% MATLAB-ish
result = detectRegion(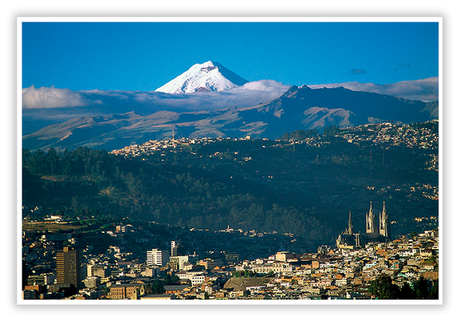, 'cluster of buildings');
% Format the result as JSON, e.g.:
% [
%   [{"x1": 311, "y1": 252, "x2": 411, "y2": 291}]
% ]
[
  {"x1": 109, "y1": 121, "x2": 438, "y2": 160},
  {"x1": 22, "y1": 203, "x2": 439, "y2": 300},
  {"x1": 339, "y1": 121, "x2": 438, "y2": 151},
  {"x1": 109, "y1": 135, "x2": 254, "y2": 158}
]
